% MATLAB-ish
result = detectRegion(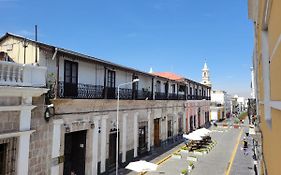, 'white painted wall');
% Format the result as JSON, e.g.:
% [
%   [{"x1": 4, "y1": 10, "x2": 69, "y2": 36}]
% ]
[
  {"x1": 210, "y1": 110, "x2": 218, "y2": 121},
  {"x1": 211, "y1": 91, "x2": 226, "y2": 104},
  {"x1": 58, "y1": 57, "x2": 104, "y2": 85},
  {"x1": 135, "y1": 74, "x2": 152, "y2": 91}
]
